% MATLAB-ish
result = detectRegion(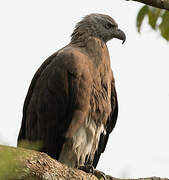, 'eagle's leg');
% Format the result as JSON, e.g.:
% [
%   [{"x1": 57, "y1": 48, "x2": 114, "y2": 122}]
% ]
[
  {"x1": 78, "y1": 165, "x2": 107, "y2": 180},
  {"x1": 58, "y1": 138, "x2": 78, "y2": 167},
  {"x1": 78, "y1": 164, "x2": 94, "y2": 173}
]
